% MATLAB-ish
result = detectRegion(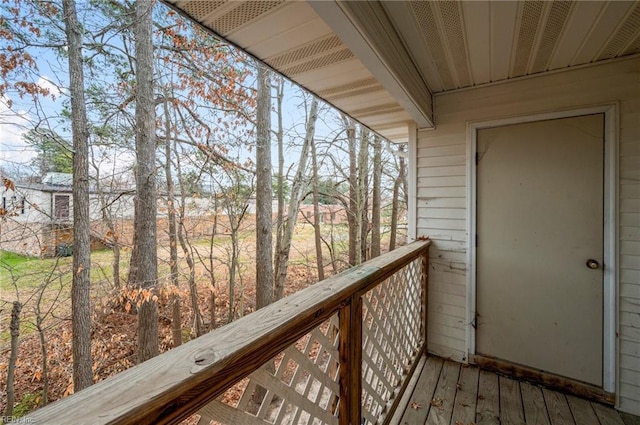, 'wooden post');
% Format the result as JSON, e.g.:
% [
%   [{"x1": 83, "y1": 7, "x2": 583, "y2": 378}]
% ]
[
  {"x1": 339, "y1": 295, "x2": 363, "y2": 425},
  {"x1": 421, "y1": 245, "x2": 430, "y2": 353}
]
